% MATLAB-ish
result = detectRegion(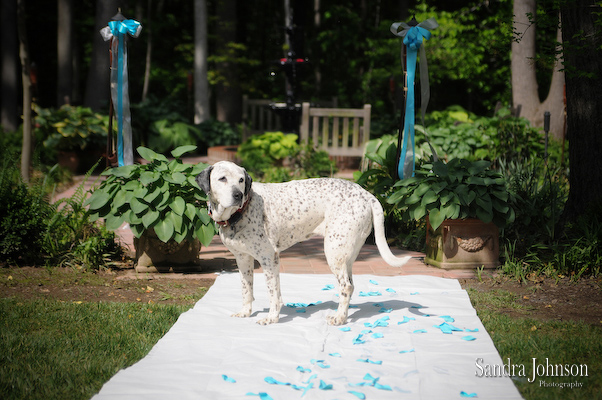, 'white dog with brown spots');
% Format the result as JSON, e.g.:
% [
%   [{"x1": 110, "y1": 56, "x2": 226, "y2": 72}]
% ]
[{"x1": 196, "y1": 161, "x2": 412, "y2": 325}]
